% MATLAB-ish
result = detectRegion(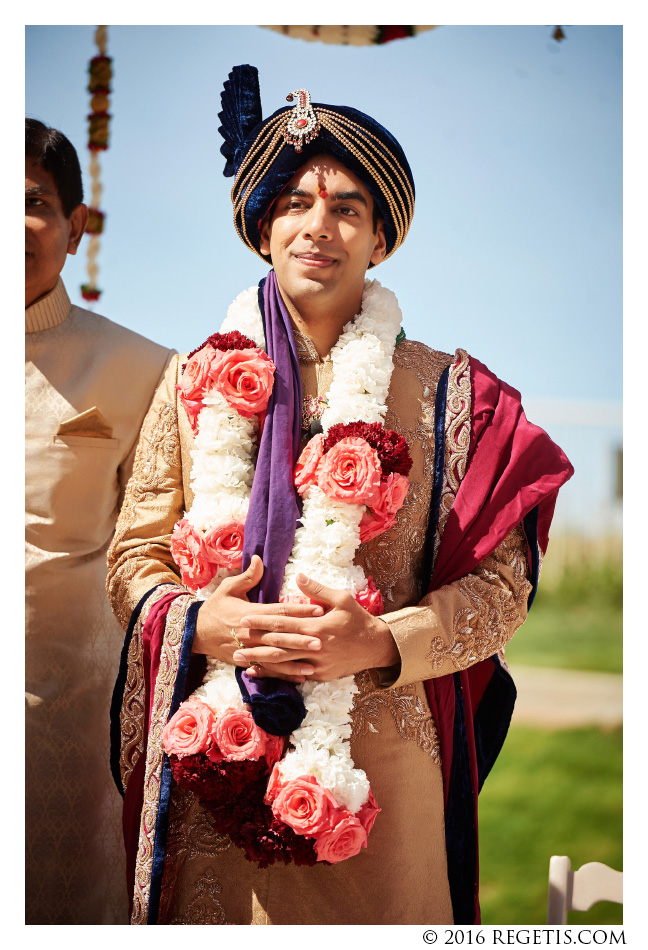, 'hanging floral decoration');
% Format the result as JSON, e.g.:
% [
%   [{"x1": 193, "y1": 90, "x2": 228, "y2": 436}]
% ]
[
  {"x1": 81, "y1": 25, "x2": 112, "y2": 304},
  {"x1": 86, "y1": 207, "x2": 105, "y2": 235},
  {"x1": 262, "y1": 25, "x2": 437, "y2": 46},
  {"x1": 263, "y1": 25, "x2": 567, "y2": 46}
]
